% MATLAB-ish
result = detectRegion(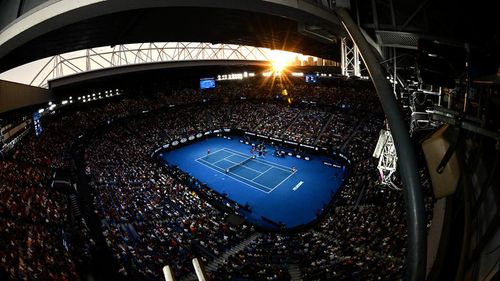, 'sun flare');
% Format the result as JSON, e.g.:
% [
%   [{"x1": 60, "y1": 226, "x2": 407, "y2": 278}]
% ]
[{"x1": 269, "y1": 50, "x2": 294, "y2": 73}]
